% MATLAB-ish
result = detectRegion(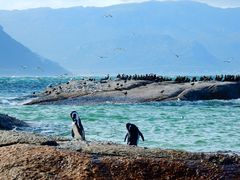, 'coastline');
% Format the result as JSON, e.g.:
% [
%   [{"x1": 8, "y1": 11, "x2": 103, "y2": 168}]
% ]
[
  {"x1": 1, "y1": 129, "x2": 240, "y2": 179},
  {"x1": 1, "y1": 113, "x2": 240, "y2": 179}
]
